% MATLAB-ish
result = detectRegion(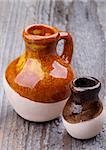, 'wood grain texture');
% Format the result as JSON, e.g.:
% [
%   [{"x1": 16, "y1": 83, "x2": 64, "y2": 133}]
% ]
[{"x1": 0, "y1": 0, "x2": 106, "y2": 149}]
